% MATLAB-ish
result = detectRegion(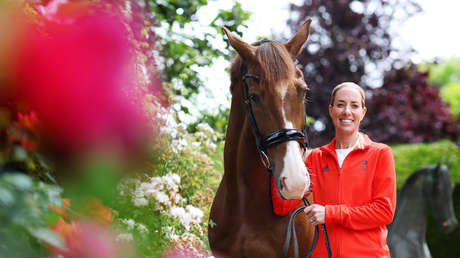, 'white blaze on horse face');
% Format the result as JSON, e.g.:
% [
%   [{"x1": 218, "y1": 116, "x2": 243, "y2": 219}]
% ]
[
  {"x1": 277, "y1": 86, "x2": 310, "y2": 199},
  {"x1": 280, "y1": 140, "x2": 310, "y2": 199}
]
